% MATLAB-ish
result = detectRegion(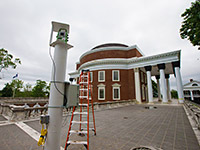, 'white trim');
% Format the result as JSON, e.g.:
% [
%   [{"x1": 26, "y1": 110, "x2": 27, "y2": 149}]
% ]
[
  {"x1": 78, "y1": 50, "x2": 180, "y2": 71},
  {"x1": 98, "y1": 86, "x2": 105, "y2": 100},
  {"x1": 113, "y1": 86, "x2": 120, "y2": 100},
  {"x1": 183, "y1": 87, "x2": 200, "y2": 90},
  {"x1": 183, "y1": 80, "x2": 200, "y2": 86},
  {"x1": 69, "y1": 50, "x2": 181, "y2": 78},
  {"x1": 112, "y1": 70, "x2": 120, "y2": 81},
  {"x1": 97, "y1": 83, "x2": 105, "y2": 87},
  {"x1": 98, "y1": 71, "x2": 105, "y2": 82},
  {"x1": 112, "y1": 83, "x2": 121, "y2": 87}
]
